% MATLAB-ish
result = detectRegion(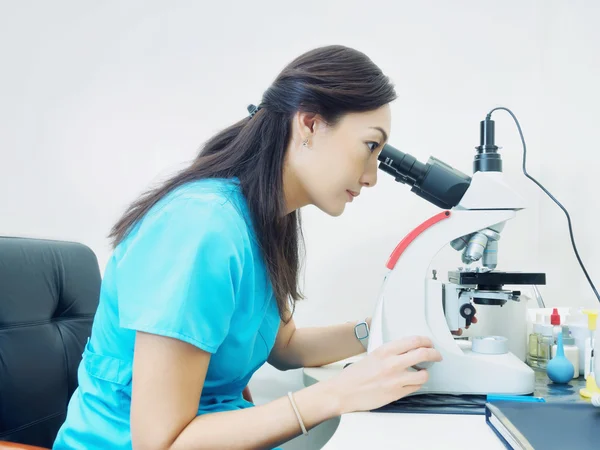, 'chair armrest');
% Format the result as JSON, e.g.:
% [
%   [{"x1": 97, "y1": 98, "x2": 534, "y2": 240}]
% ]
[{"x1": 0, "y1": 441, "x2": 49, "y2": 450}]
